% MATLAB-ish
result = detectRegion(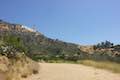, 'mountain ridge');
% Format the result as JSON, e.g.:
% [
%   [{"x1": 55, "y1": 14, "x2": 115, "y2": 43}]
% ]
[
  {"x1": 0, "y1": 20, "x2": 84, "y2": 61},
  {"x1": 0, "y1": 20, "x2": 120, "y2": 63}
]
